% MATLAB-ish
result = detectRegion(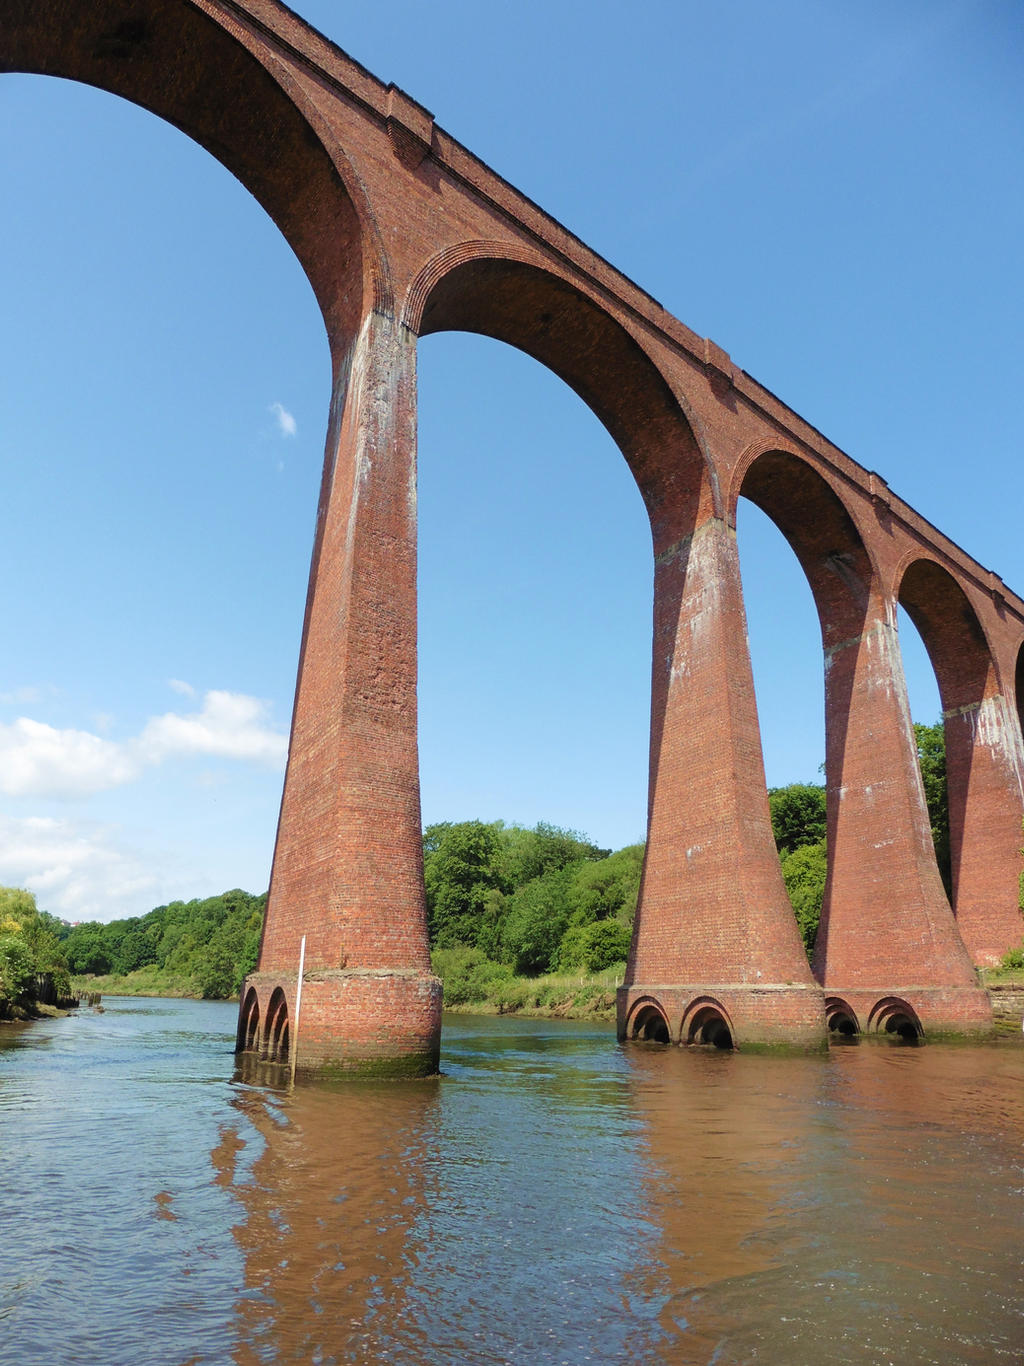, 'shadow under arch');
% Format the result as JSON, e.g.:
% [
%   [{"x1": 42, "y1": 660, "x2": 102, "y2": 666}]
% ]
[
  {"x1": 2, "y1": 0, "x2": 374, "y2": 344},
  {"x1": 867, "y1": 995, "x2": 923, "y2": 1042},
  {"x1": 895, "y1": 556, "x2": 997, "y2": 897},
  {"x1": 626, "y1": 998, "x2": 672, "y2": 1044},
  {"x1": 682, "y1": 997, "x2": 735, "y2": 1049}
]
